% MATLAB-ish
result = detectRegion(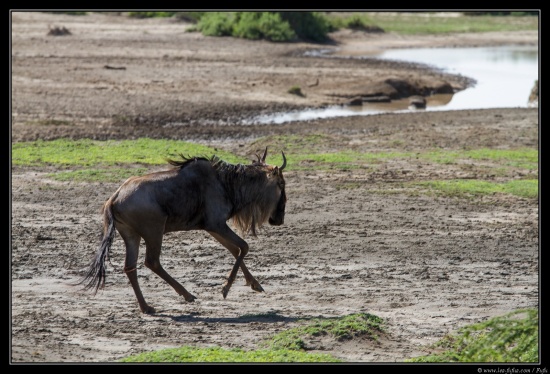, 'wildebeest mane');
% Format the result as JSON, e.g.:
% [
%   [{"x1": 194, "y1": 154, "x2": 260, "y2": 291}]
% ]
[
  {"x1": 166, "y1": 154, "x2": 278, "y2": 236},
  {"x1": 166, "y1": 154, "x2": 210, "y2": 169}
]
